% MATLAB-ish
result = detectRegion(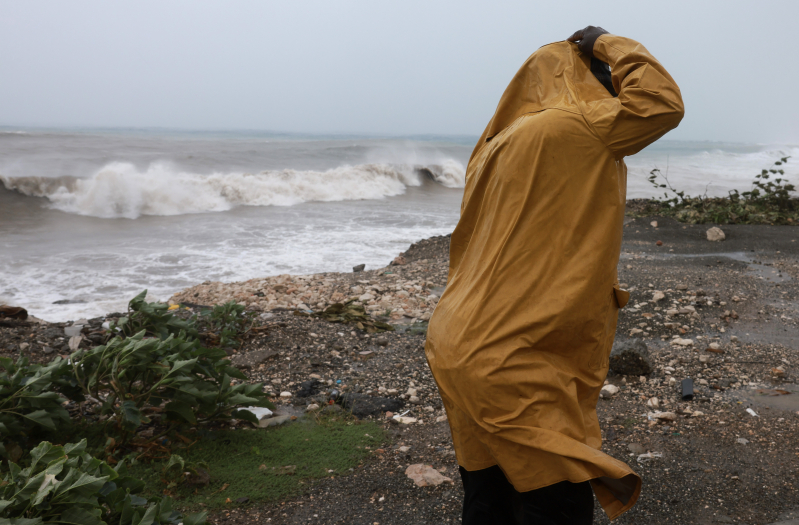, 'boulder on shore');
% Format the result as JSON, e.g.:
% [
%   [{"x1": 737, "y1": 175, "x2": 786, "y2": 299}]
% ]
[{"x1": 609, "y1": 339, "x2": 653, "y2": 376}]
